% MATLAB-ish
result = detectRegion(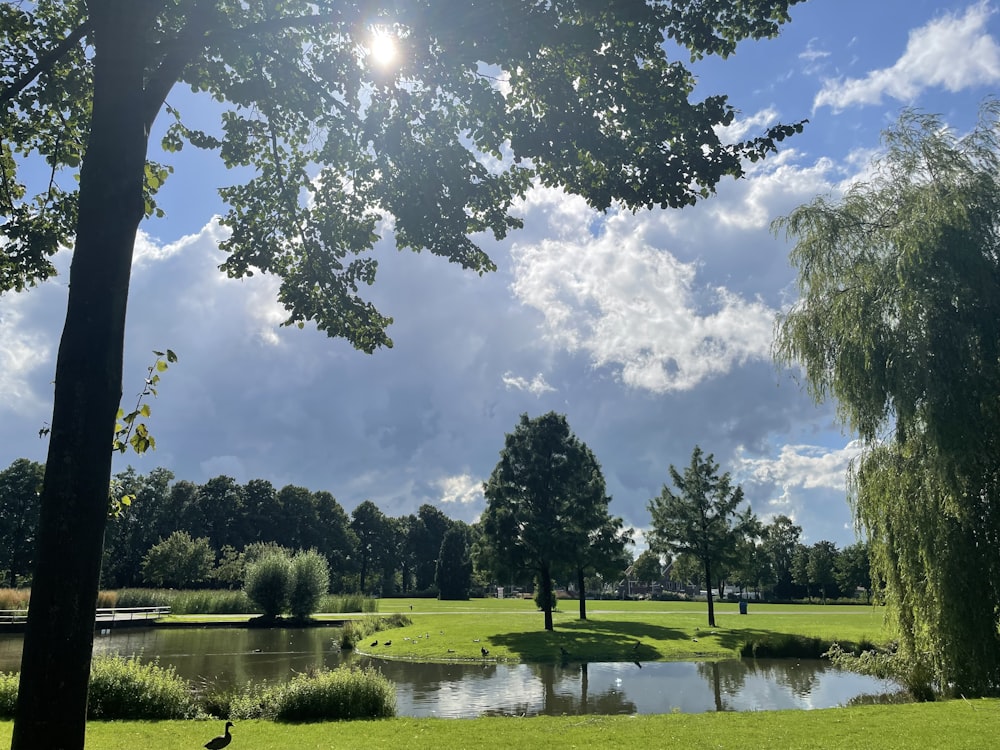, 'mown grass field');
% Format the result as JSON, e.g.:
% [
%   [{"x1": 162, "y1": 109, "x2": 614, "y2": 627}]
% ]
[
  {"x1": 1, "y1": 700, "x2": 997, "y2": 749},
  {"x1": 342, "y1": 598, "x2": 890, "y2": 663}
]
